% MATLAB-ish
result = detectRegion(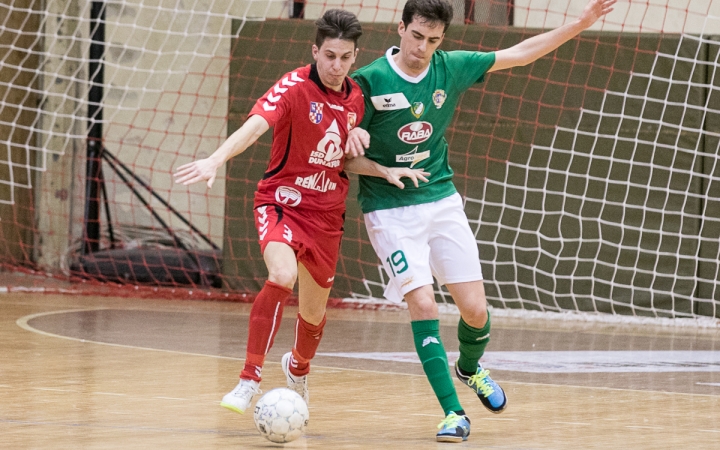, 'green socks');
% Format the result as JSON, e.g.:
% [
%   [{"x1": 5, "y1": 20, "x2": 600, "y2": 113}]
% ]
[
  {"x1": 457, "y1": 312, "x2": 491, "y2": 374},
  {"x1": 411, "y1": 319, "x2": 463, "y2": 415}
]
